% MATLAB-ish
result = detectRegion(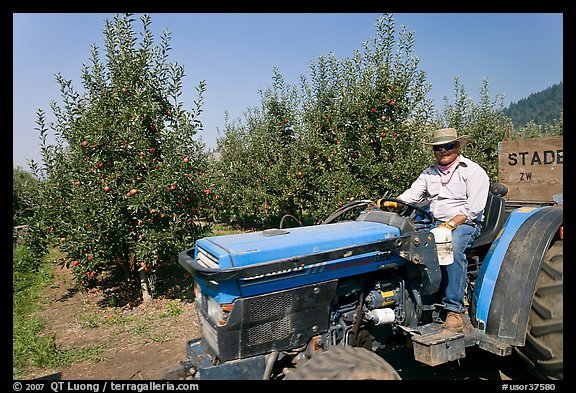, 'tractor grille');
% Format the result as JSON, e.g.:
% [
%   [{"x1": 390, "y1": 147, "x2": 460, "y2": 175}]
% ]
[
  {"x1": 248, "y1": 293, "x2": 292, "y2": 321},
  {"x1": 196, "y1": 248, "x2": 218, "y2": 269},
  {"x1": 202, "y1": 280, "x2": 338, "y2": 361},
  {"x1": 248, "y1": 316, "x2": 291, "y2": 345},
  {"x1": 246, "y1": 294, "x2": 293, "y2": 345}
]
